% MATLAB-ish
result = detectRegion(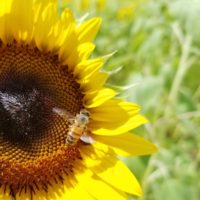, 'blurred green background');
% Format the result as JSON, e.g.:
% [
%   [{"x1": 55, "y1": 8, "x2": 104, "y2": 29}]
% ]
[{"x1": 61, "y1": 0, "x2": 199, "y2": 199}]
